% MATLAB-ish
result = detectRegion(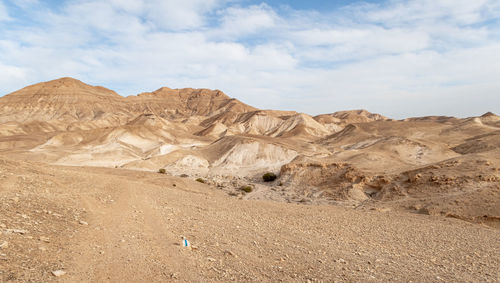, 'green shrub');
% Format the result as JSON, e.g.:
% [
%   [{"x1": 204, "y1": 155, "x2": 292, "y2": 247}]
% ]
[
  {"x1": 240, "y1": 185, "x2": 253, "y2": 193},
  {"x1": 262, "y1": 172, "x2": 277, "y2": 182},
  {"x1": 196, "y1": 178, "x2": 205, "y2": 183},
  {"x1": 158, "y1": 168, "x2": 166, "y2": 174}
]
